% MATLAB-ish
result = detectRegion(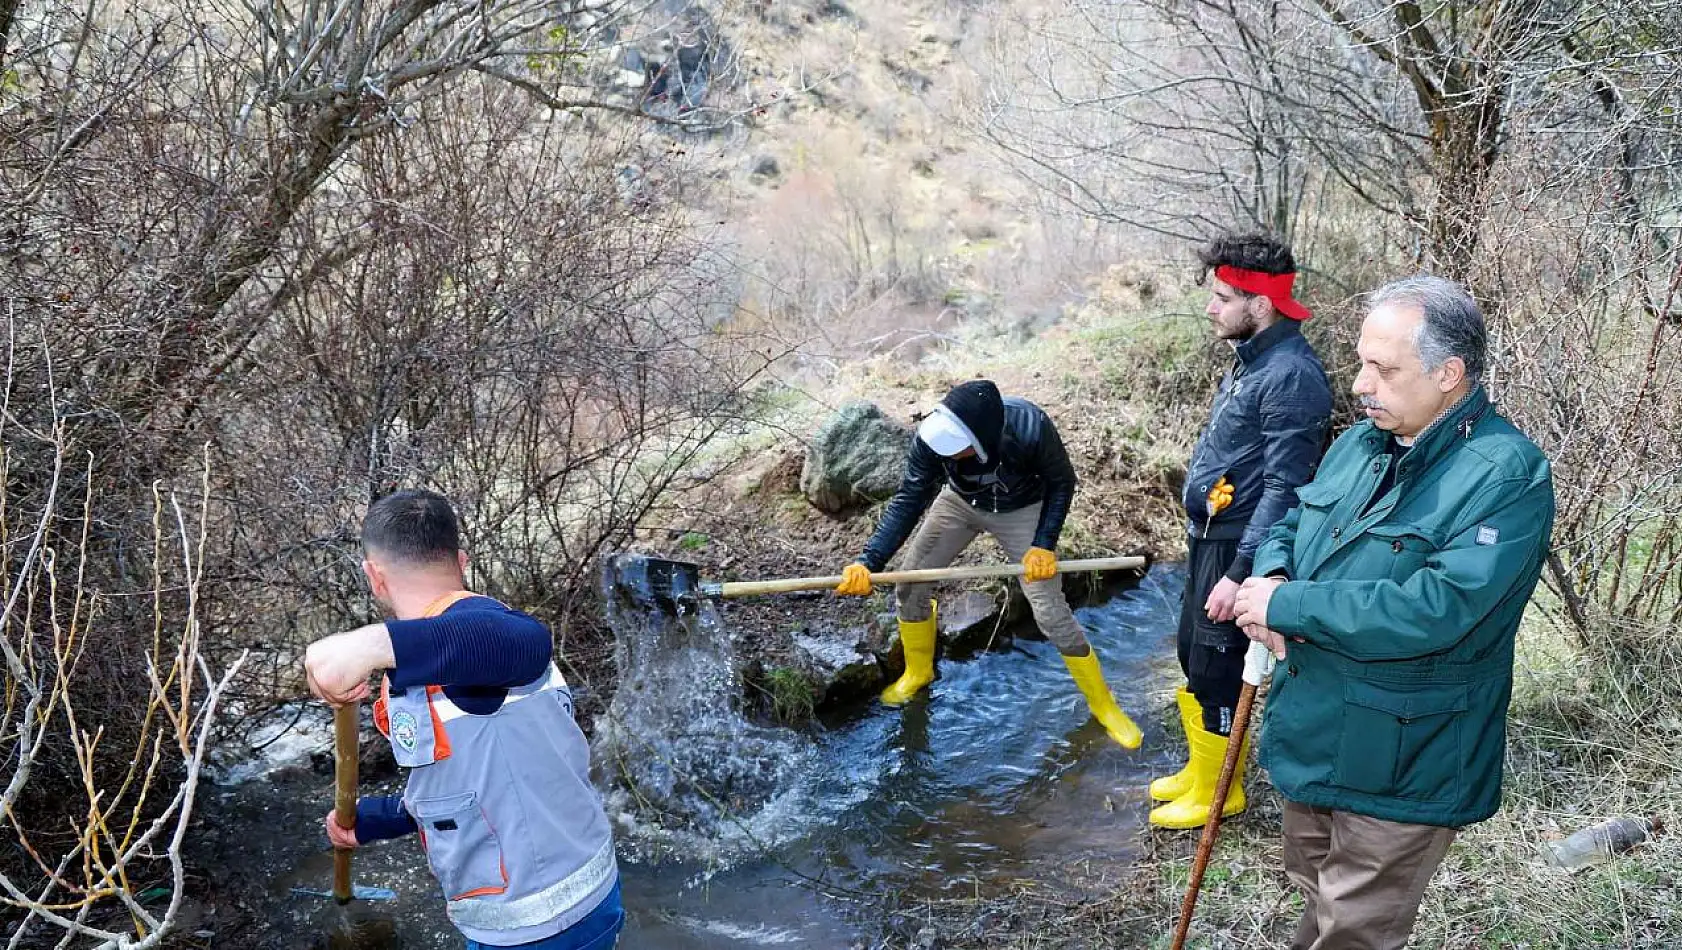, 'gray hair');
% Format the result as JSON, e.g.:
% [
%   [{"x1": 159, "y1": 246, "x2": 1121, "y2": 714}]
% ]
[{"x1": 1369, "y1": 275, "x2": 1487, "y2": 383}]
